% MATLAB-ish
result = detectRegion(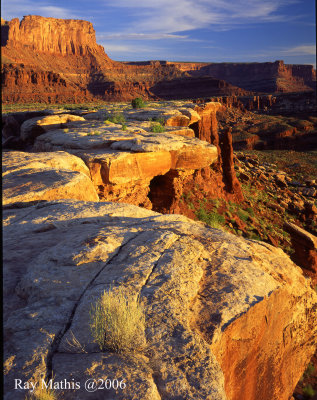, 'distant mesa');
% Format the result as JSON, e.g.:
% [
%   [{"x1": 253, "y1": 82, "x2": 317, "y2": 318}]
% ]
[{"x1": 1, "y1": 15, "x2": 316, "y2": 103}]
